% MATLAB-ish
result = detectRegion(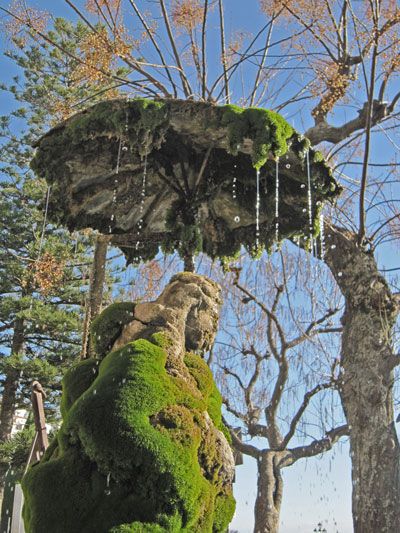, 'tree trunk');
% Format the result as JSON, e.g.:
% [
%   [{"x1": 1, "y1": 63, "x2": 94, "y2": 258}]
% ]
[
  {"x1": 81, "y1": 234, "x2": 110, "y2": 359},
  {"x1": 183, "y1": 252, "x2": 195, "y2": 272},
  {"x1": 0, "y1": 316, "x2": 25, "y2": 505},
  {"x1": 0, "y1": 317, "x2": 24, "y2": 441},
  {"x1": 254, "y1": 452, "x2": 283, "y2": 533},
  {"x1": 324, "y1": 226, "x2": 400, "y2": 533}
]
